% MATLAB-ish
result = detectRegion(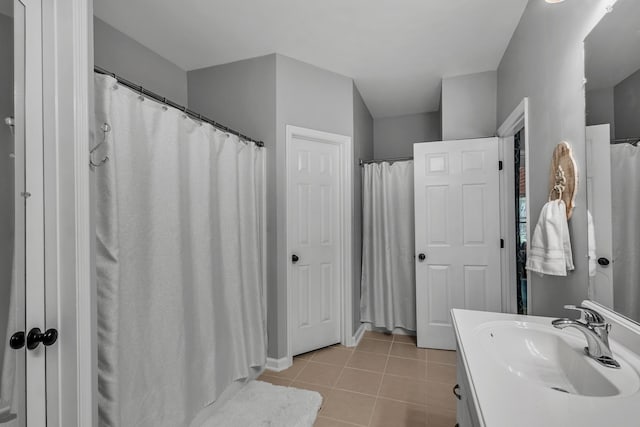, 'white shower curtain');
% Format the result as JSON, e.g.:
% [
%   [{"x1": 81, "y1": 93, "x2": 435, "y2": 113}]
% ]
[
  {"x1": 360, "y1": 161, "x2": 416, "y2": 331},
  {"x1": 611, "y1": 144, "x2": 640, "y2": 321},
  {"x1": 94, "y1": 74, "x2": 266, "y2": 427}
]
